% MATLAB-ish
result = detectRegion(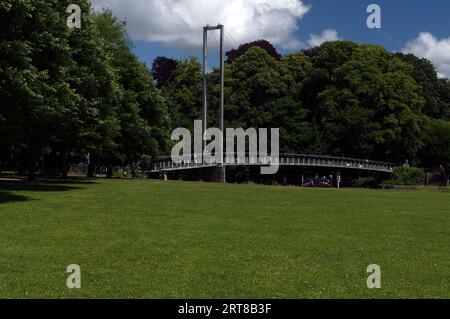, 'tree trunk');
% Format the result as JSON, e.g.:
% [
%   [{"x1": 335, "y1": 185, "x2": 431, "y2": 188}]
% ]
[
  {"x1": 18, "y1": 149, "x2": 26, "y2": 176},
  {"x1": 106, "y1": 163, "x2": 113, "y2": 178},
  {"x1": 87, "y1": 161, "x2": 95, "y2": 178},
  {"x1": 61, "y1": 152, "x2": 69, "y2": 179},
  {"x1": 27, "y1": 149, "x2": 37, "y2": 182}
]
